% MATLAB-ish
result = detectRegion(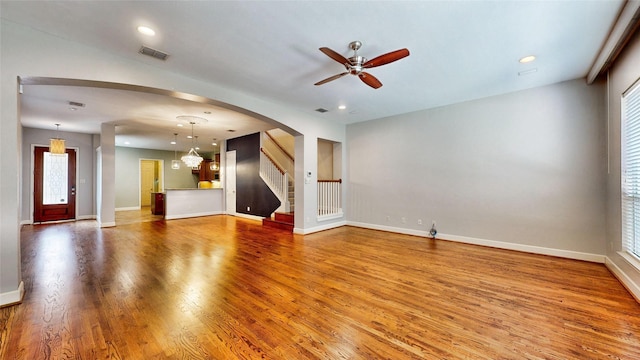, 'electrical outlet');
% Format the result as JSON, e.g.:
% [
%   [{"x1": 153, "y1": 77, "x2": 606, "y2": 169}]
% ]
[
  {"x1": 432, "y1": 220, "x2": 436, "y2": 227},
  {"x1": 402, "y1": 217, "x2": 406, "y2": 224},
  {"x1": 386, "y1": 216, "x2": 391, "y2": 222},
  {"x1": 418, "y1": 219, "x2": 422, "y2": 225},
  {"x1": 247, "y1": 206, "x2": 250, "y2": 211}
]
